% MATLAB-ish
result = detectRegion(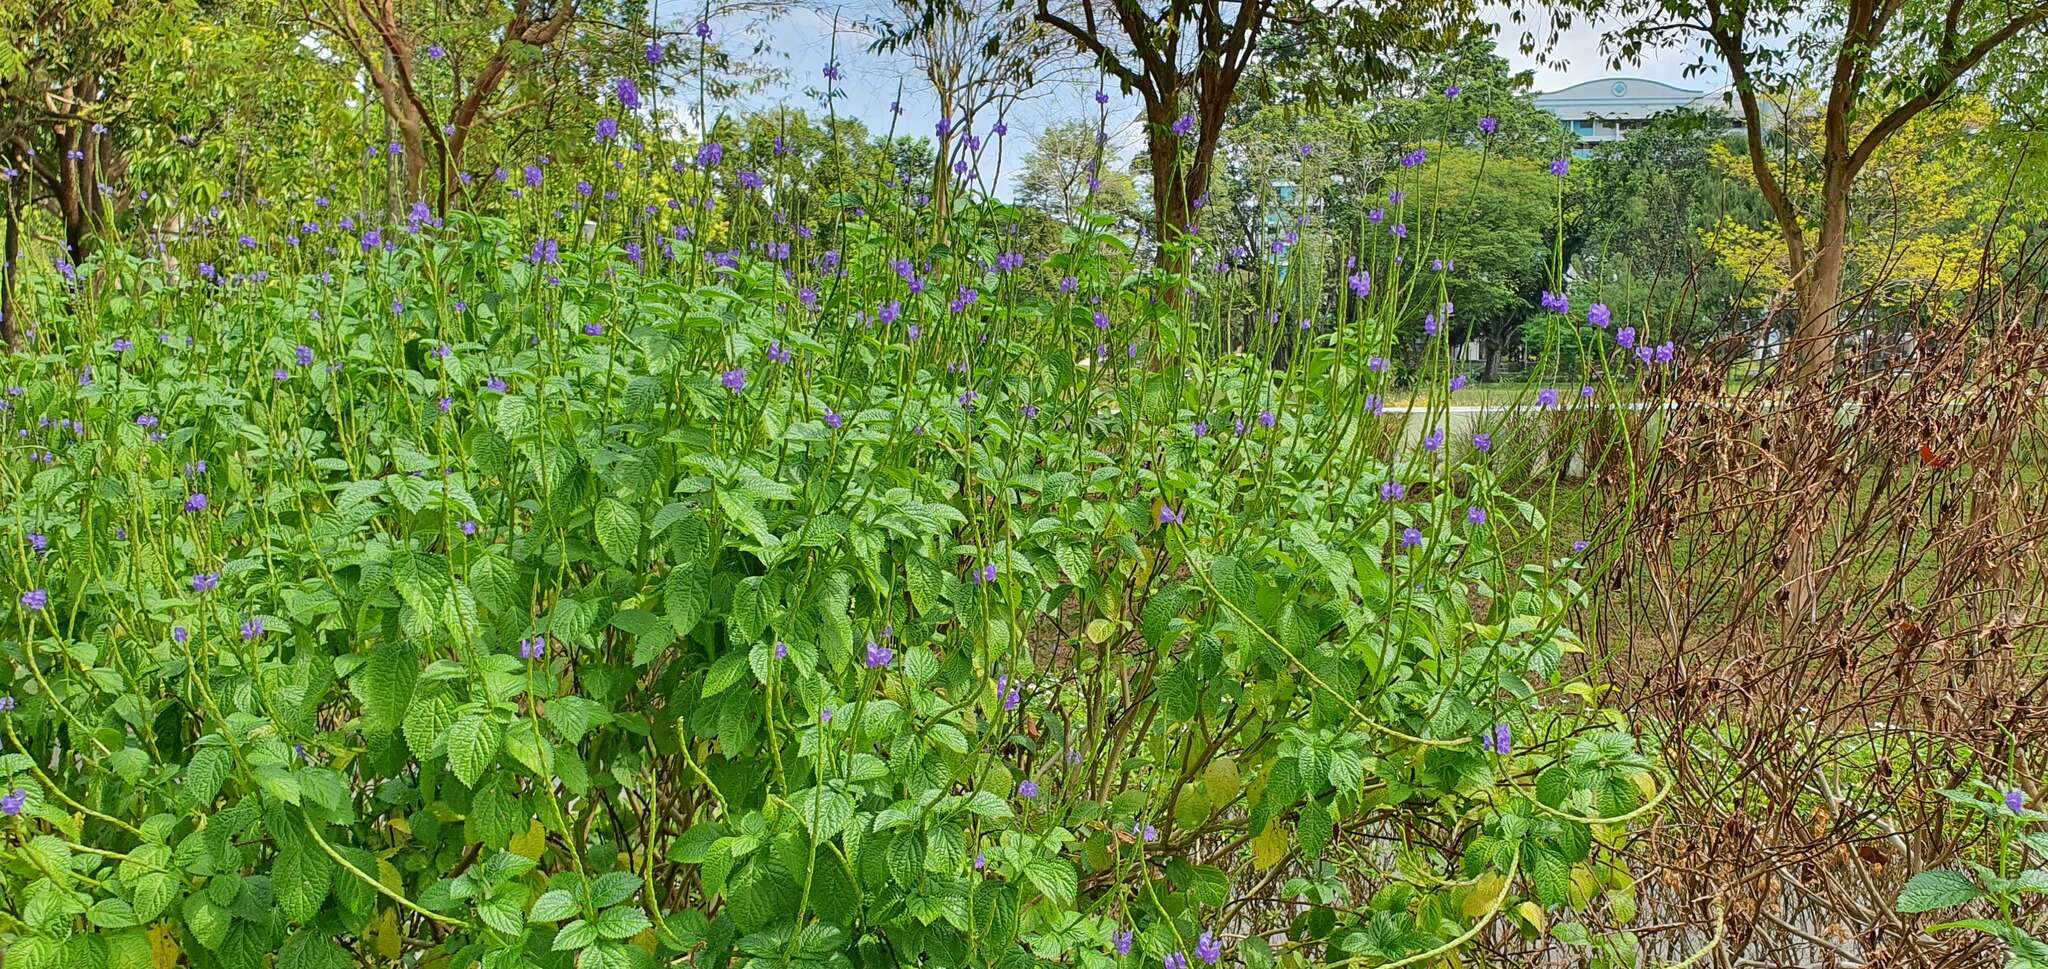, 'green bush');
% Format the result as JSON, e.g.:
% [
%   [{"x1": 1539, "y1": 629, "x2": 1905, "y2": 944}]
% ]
[{"x1": 0, "y1": 135, "x2": 1664, "y2": 969}]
